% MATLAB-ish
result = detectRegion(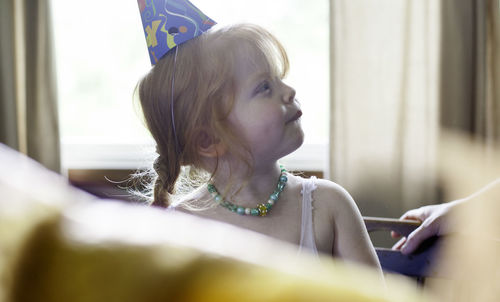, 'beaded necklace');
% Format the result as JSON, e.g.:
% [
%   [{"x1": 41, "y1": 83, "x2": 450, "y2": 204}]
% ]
[{"x1": 207, "y1": 166, "x2": 288, "y2": 216}]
